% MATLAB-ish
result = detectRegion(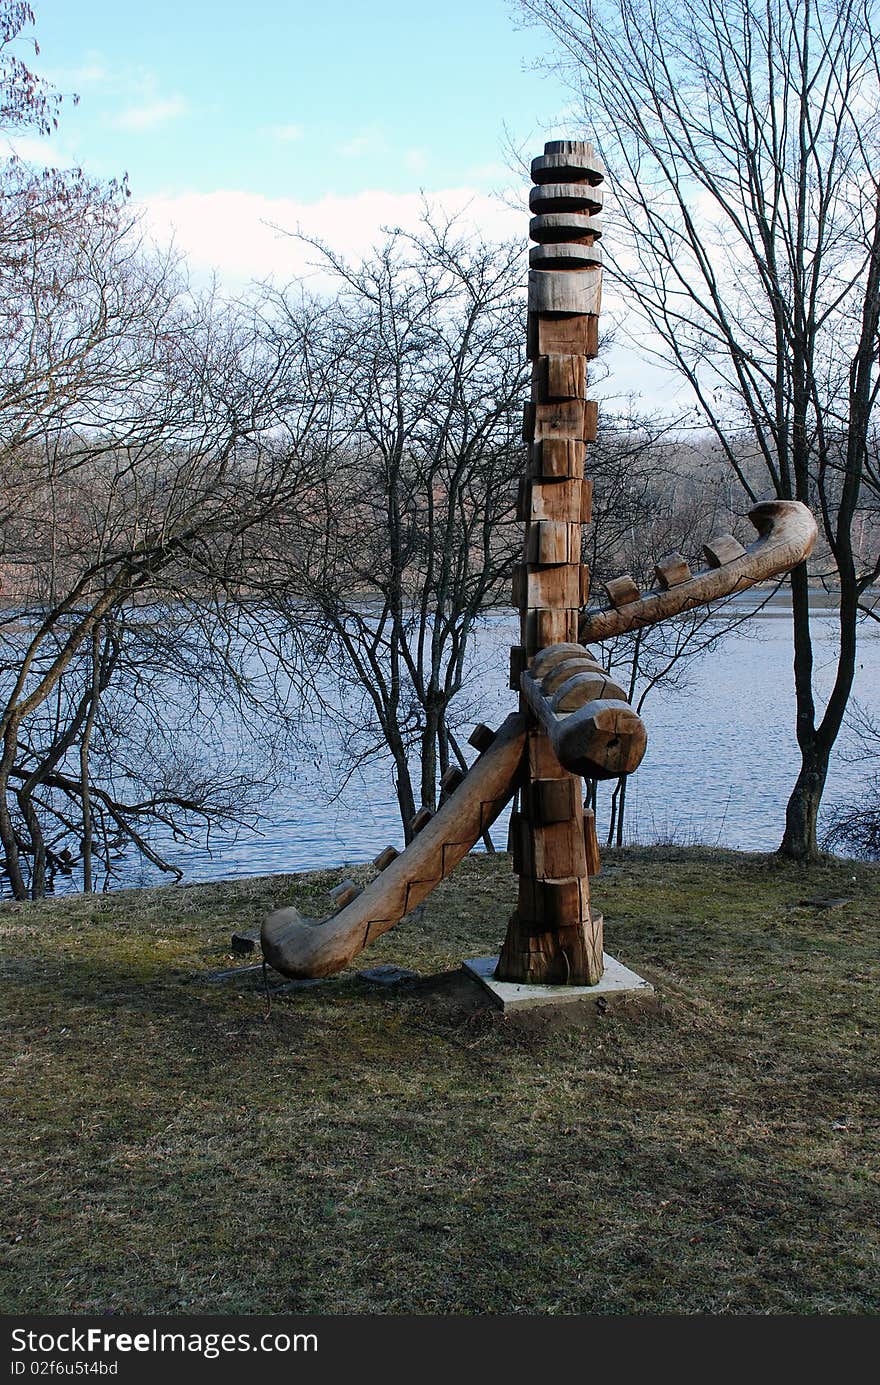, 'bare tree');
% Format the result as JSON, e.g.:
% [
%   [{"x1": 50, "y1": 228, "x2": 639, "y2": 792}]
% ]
[
  {"x1": 253, "y1": 217, "x2": 529, "y2": 839},
  {"x1": 0, "y1": 155, "x2": 321, "y2": 897},
  {"x1": 582, "y1": 418, "x2": 764, "y2": 843},
  {"x1": 521, "y1": 0, "x2": 880, "y2": 858}
]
